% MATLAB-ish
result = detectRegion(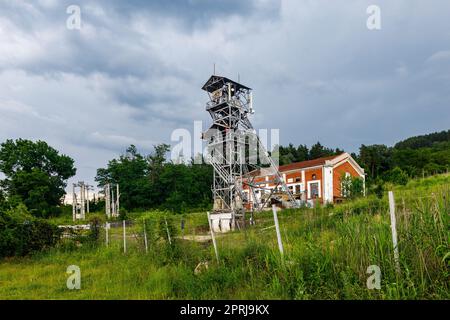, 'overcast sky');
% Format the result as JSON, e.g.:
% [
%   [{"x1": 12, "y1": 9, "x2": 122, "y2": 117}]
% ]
[{"x1": 0, "y1": 0, "x2": 449, "y2": 190}]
